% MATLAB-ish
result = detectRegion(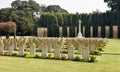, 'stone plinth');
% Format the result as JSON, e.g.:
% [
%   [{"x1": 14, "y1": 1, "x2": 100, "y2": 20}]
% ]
[{"x1": 77, "y1": 32, "x2": 83, "y2": 38}]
